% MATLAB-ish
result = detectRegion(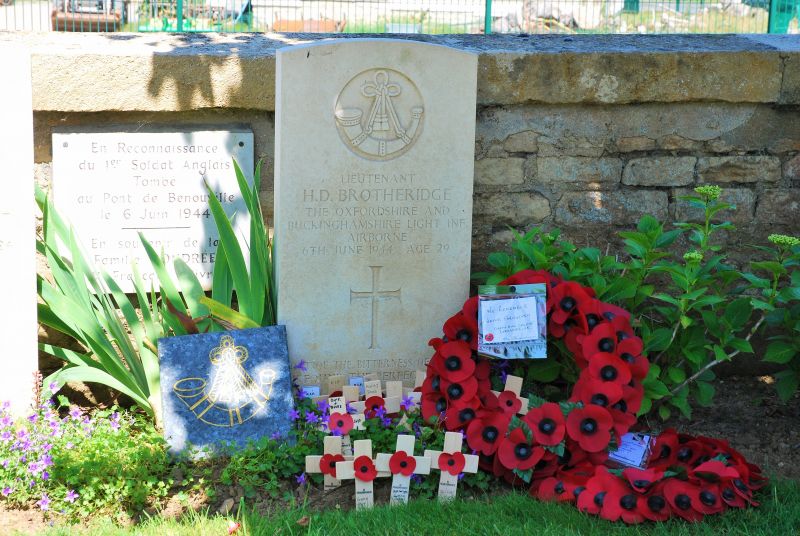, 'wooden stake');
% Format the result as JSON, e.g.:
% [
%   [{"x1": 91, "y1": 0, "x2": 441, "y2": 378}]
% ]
[
  {"x1": 375, "y1": 434, "x2": 431, "y2": 505},
  {"x1": 491, "y1": 374, "x2": 529, "y2": 415},
  {"x1": 335, "y1": 439, "x2": 385, "y2": 510},
  {"x1": 425, "y1": 431, "x2": 479, "y2": 501},
  {"x1": 304, "y1": 435, "x2": 351, "y2": 491}
]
